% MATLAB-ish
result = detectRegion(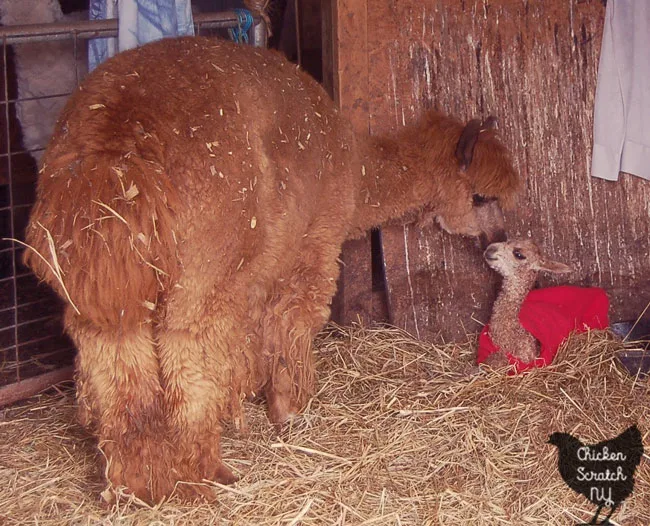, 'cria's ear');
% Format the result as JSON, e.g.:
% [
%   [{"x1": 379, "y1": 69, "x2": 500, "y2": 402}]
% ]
[
  {"x1": 537, "y1": 259, "x2": 572, "y2": 274},
  {"x1": 455, "y1": 116, "x2": 498, "y2": 171}
]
